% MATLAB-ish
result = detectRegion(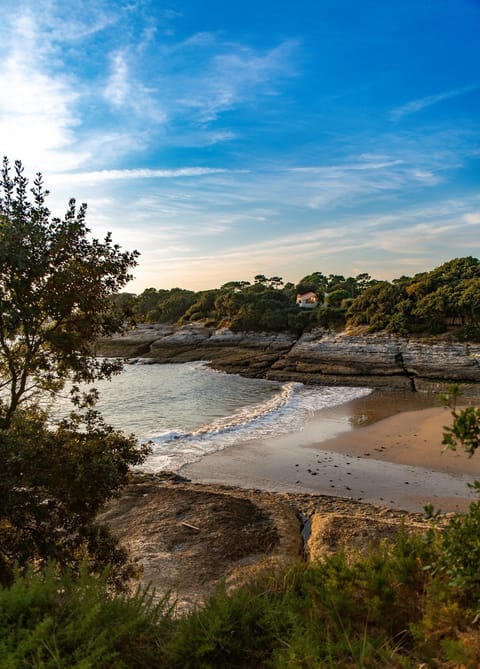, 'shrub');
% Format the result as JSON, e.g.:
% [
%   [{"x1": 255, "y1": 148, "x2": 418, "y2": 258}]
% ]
[{"x1": 0, "y1": 565, "x2": 173, "y2": 669}]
